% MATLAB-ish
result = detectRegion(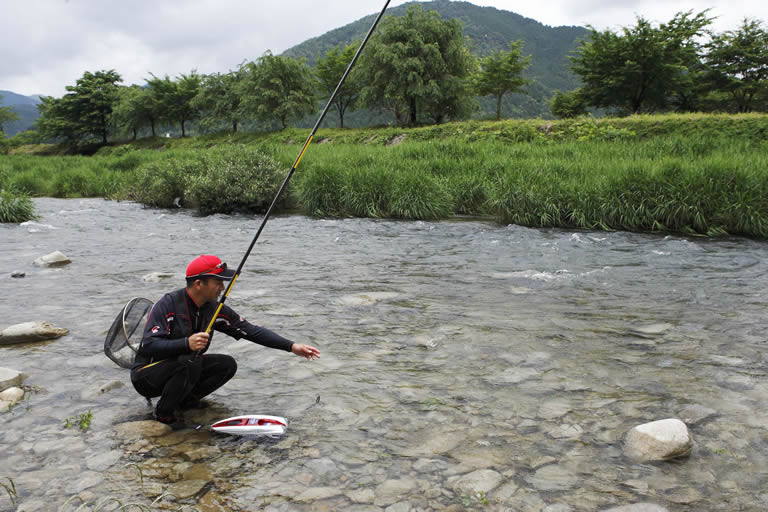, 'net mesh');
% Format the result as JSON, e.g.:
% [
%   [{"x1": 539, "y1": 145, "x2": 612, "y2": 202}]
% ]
[{"x1": 104, "y1": 297, "x2": 153, "y2": 369}]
